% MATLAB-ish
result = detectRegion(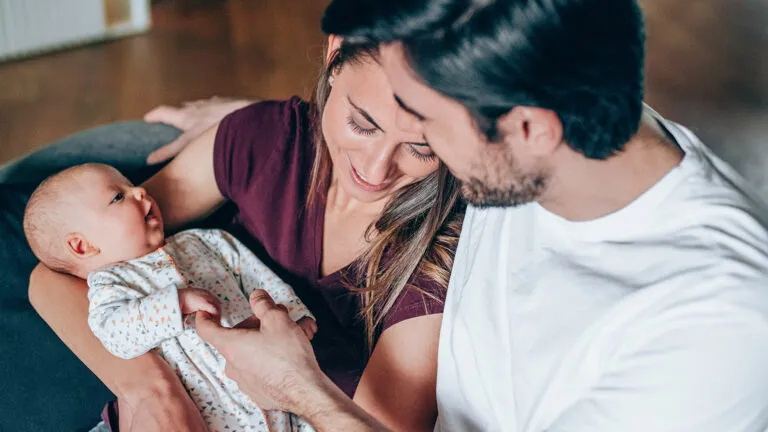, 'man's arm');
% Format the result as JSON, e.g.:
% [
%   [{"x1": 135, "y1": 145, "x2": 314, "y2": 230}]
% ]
[{"x1": 196, "y1": 290, "x2": 390, "y2": 432}]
